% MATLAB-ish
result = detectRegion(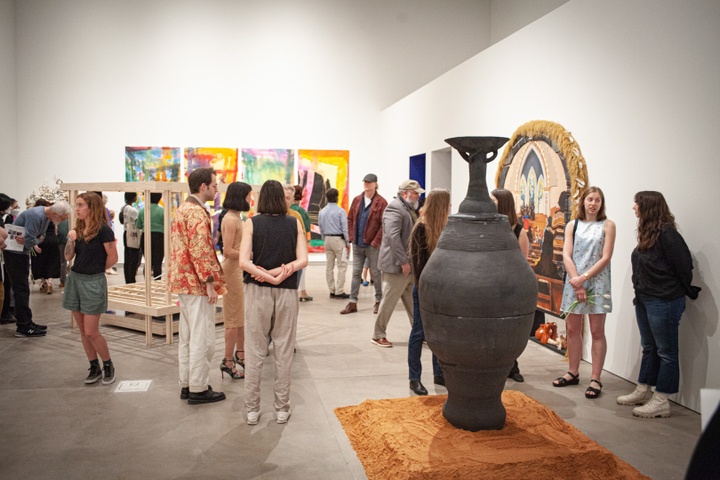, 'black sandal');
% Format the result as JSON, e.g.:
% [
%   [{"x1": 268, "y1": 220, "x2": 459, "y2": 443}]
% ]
[
  {"x1": 585, "y1": 379, "x2": 603, "y2": 398},
  {"x1": 552, "y1": 371, "x2": 580, "y2": 387}
]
